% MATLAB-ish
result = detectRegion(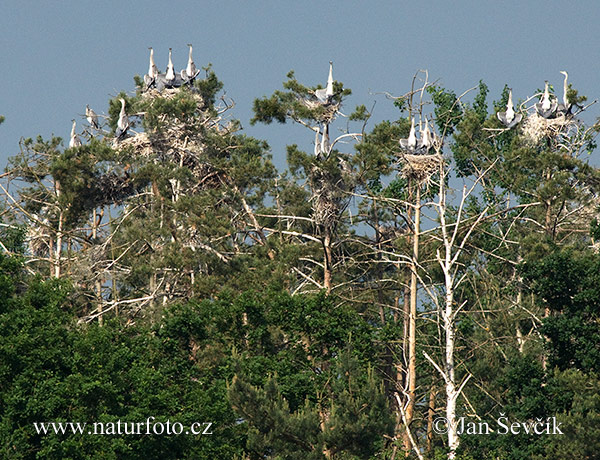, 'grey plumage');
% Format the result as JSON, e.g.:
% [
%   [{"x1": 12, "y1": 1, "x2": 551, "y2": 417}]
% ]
[
  {"x1": 535, "y1": 81, "x2": 558, "y2": 119},
  {"x1": 417, "y1": 118, "x2": 433, "y2": 151},
  {"x1": 144, "y1": 47, "x2": 160, "y2": 90},
  {"x1": 314, "y1": 61, "x2": 334, "y2": 104},
  {"x1": 496, "y1": 88, "x2": 522, "y2": 128},
  {"x1": 165, "y1": 48, "x2": 176, "y2": 85},
  {"x1": 557, "y1": 71, "x2": 572, "y2": 115},
  {"x1": 69, "y1": 120, "x2": 82, "y2": 148},
  {"x1": 86, "y1": 105, "x2": 99, "y2": 130},
  {"x1": 399, "y1": 117, "x2": 418, "y2": 152},
  {"x1": 115, "y1": 98, "x2": 129, "y2": 141},
  {"x1": 181, "y1": 44, "x2": 199, "y2": 83}
]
